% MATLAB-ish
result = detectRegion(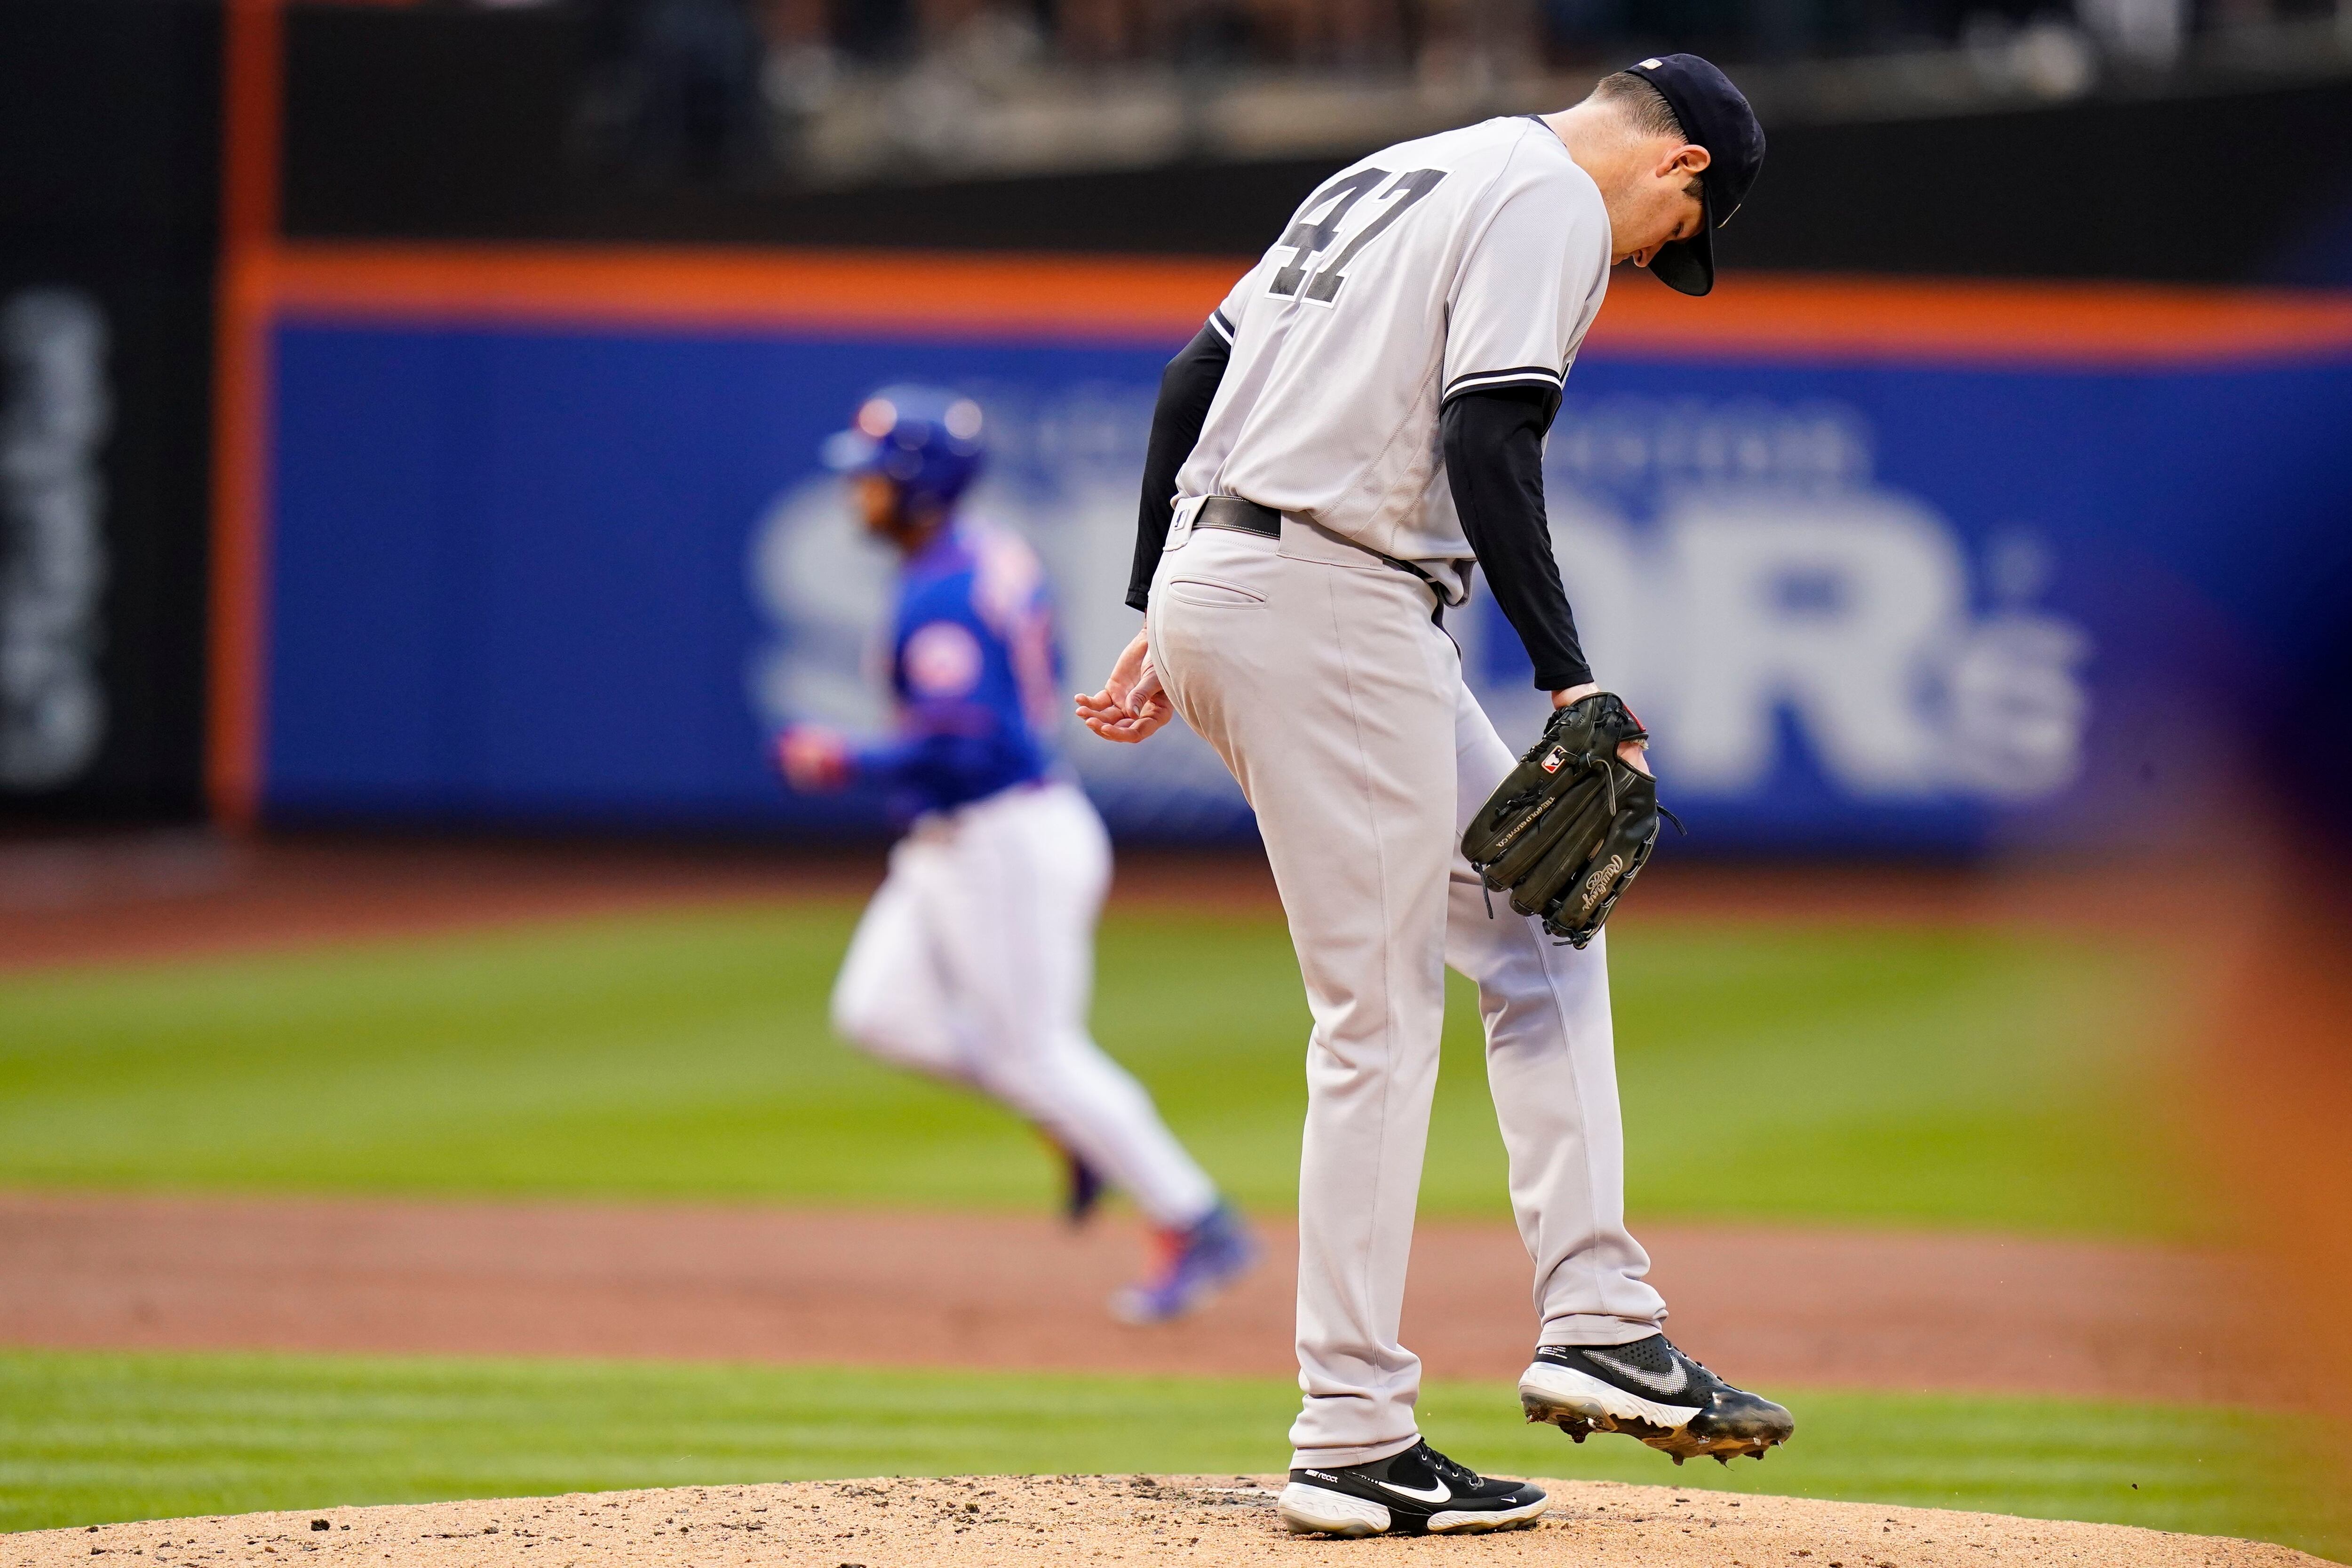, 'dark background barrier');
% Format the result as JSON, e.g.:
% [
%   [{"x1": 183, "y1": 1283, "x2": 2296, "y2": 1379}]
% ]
[
  {"x1": 277, "y1": 3, "x2": 2352, "y2": 283},
  {"x1": 0, "y1": 0, "x2": 219, "y2": 823}
]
